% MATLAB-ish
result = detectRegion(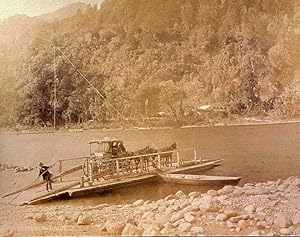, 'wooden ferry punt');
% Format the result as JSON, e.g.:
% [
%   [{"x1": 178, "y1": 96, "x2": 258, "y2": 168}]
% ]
[
  {"x1": 158, "y1": 173, "x2": 241, "y2": 186},
  {"x1": 1, "y1": 139, "x2": 239, "y2": 205}
]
